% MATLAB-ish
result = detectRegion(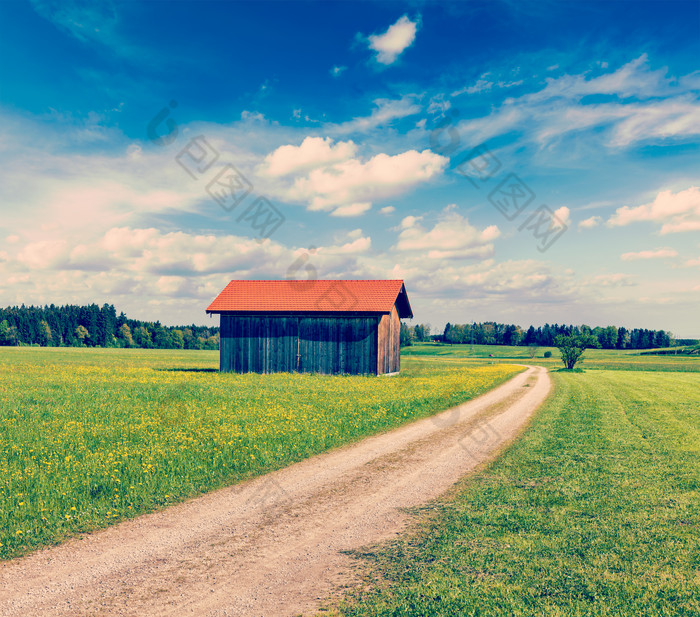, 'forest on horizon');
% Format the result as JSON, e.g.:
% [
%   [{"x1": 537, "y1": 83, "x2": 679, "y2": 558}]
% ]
[
  {"x1": 0, "y1": 304, "x2": 689, "y2": 351},
  {"x1": 0, "y1": 304, "x2": 219, "y2": 350}
]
